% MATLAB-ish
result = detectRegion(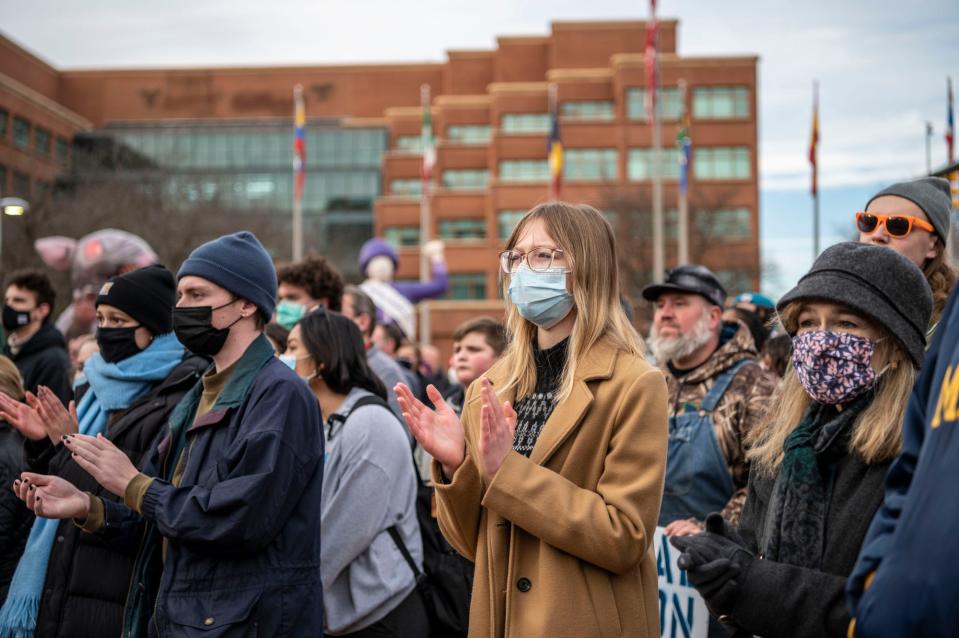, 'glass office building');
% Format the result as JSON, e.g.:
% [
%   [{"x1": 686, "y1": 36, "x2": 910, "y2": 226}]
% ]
[{"x1": 71, "y1": 119, "x2": 387, "y2": 277}]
